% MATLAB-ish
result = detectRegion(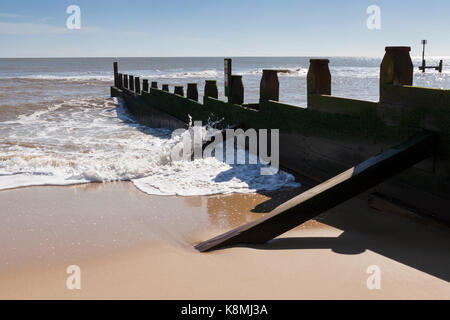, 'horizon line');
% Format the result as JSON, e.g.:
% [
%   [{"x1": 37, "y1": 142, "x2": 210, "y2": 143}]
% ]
[
  {"x1": 0, "y1": 55, "x2": 384, "y2": 59},
  {"x1": 1, "y1": 55, "x2": 448, "y2": 59}
]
